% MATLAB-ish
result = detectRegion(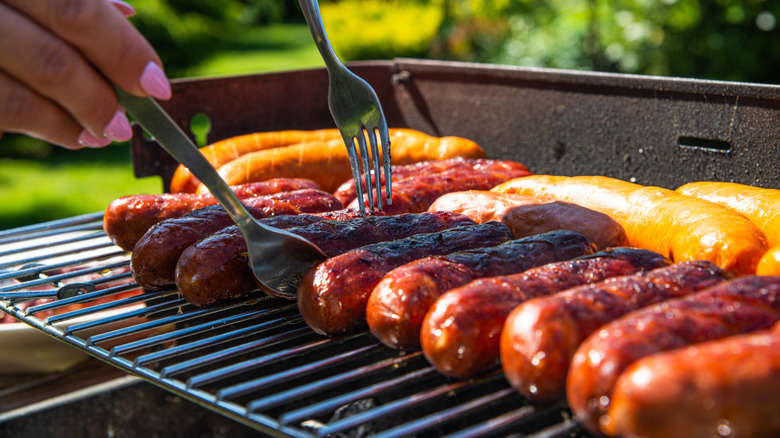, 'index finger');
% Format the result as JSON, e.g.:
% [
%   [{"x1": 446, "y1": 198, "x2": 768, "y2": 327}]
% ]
[{"x1": 6, "y1": 0, "x2": 171, "y2": 99}]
